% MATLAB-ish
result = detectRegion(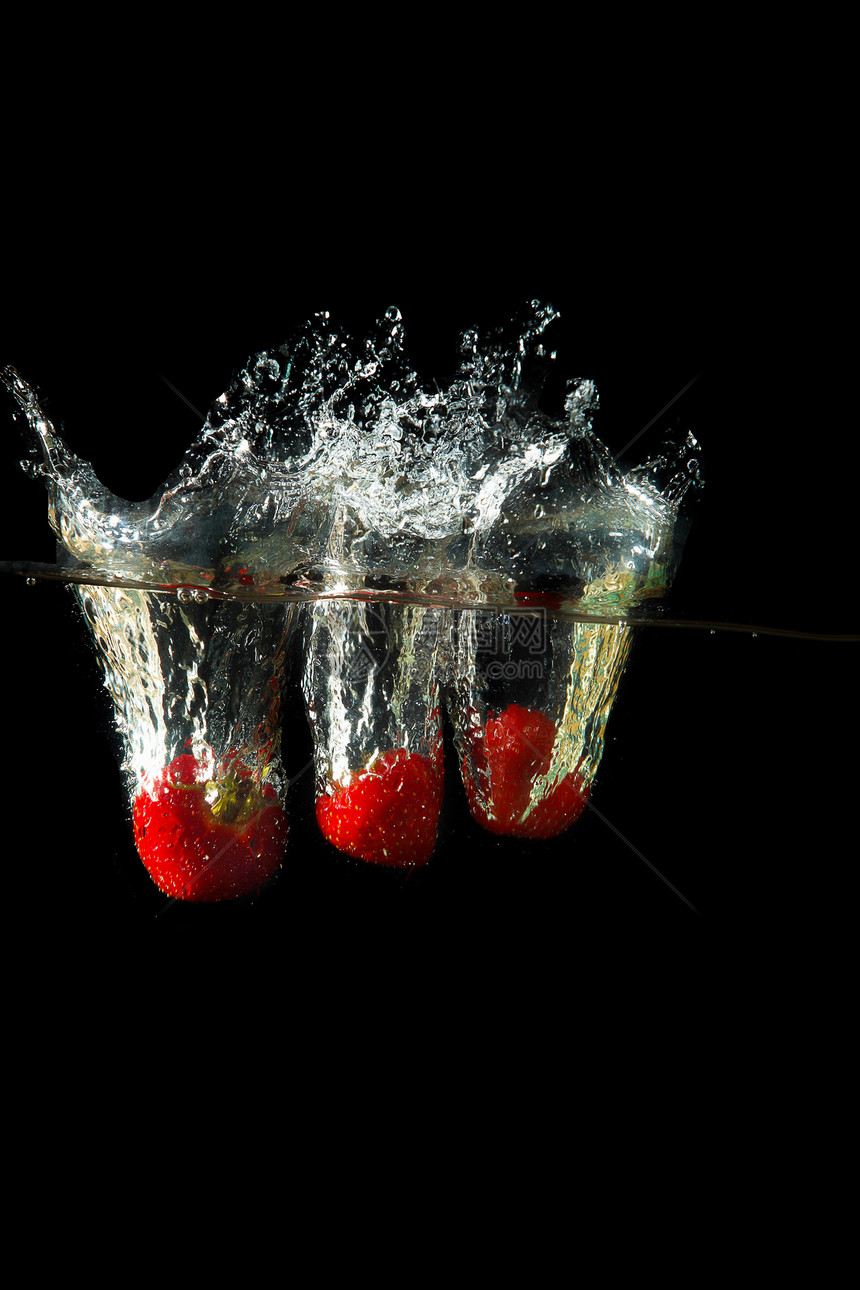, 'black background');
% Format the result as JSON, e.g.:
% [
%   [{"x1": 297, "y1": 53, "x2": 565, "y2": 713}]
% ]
[{"x1": 1, "y1": 168, "x2": 854, "y2": 992}]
